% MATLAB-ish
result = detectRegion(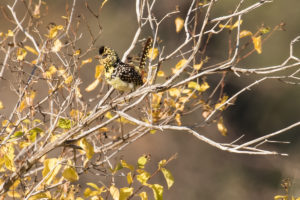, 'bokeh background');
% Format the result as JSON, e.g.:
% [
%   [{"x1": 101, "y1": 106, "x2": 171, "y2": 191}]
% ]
[{"x1": 1, "y1": 0, "x2": 300, "y2": 199}]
